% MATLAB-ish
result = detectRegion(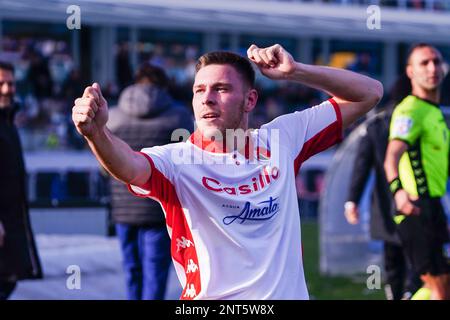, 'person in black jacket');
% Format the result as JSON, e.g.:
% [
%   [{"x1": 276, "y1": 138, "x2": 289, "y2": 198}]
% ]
[
  {"x1": 106, "y1": 63, "x2": 193, "y2": 300},
  {"x1": 0, "y1": 61, "x2": 43, "y2": 300},
  {"x1": 344, "y1": 75, "x2": 421, "y2": 300}
]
